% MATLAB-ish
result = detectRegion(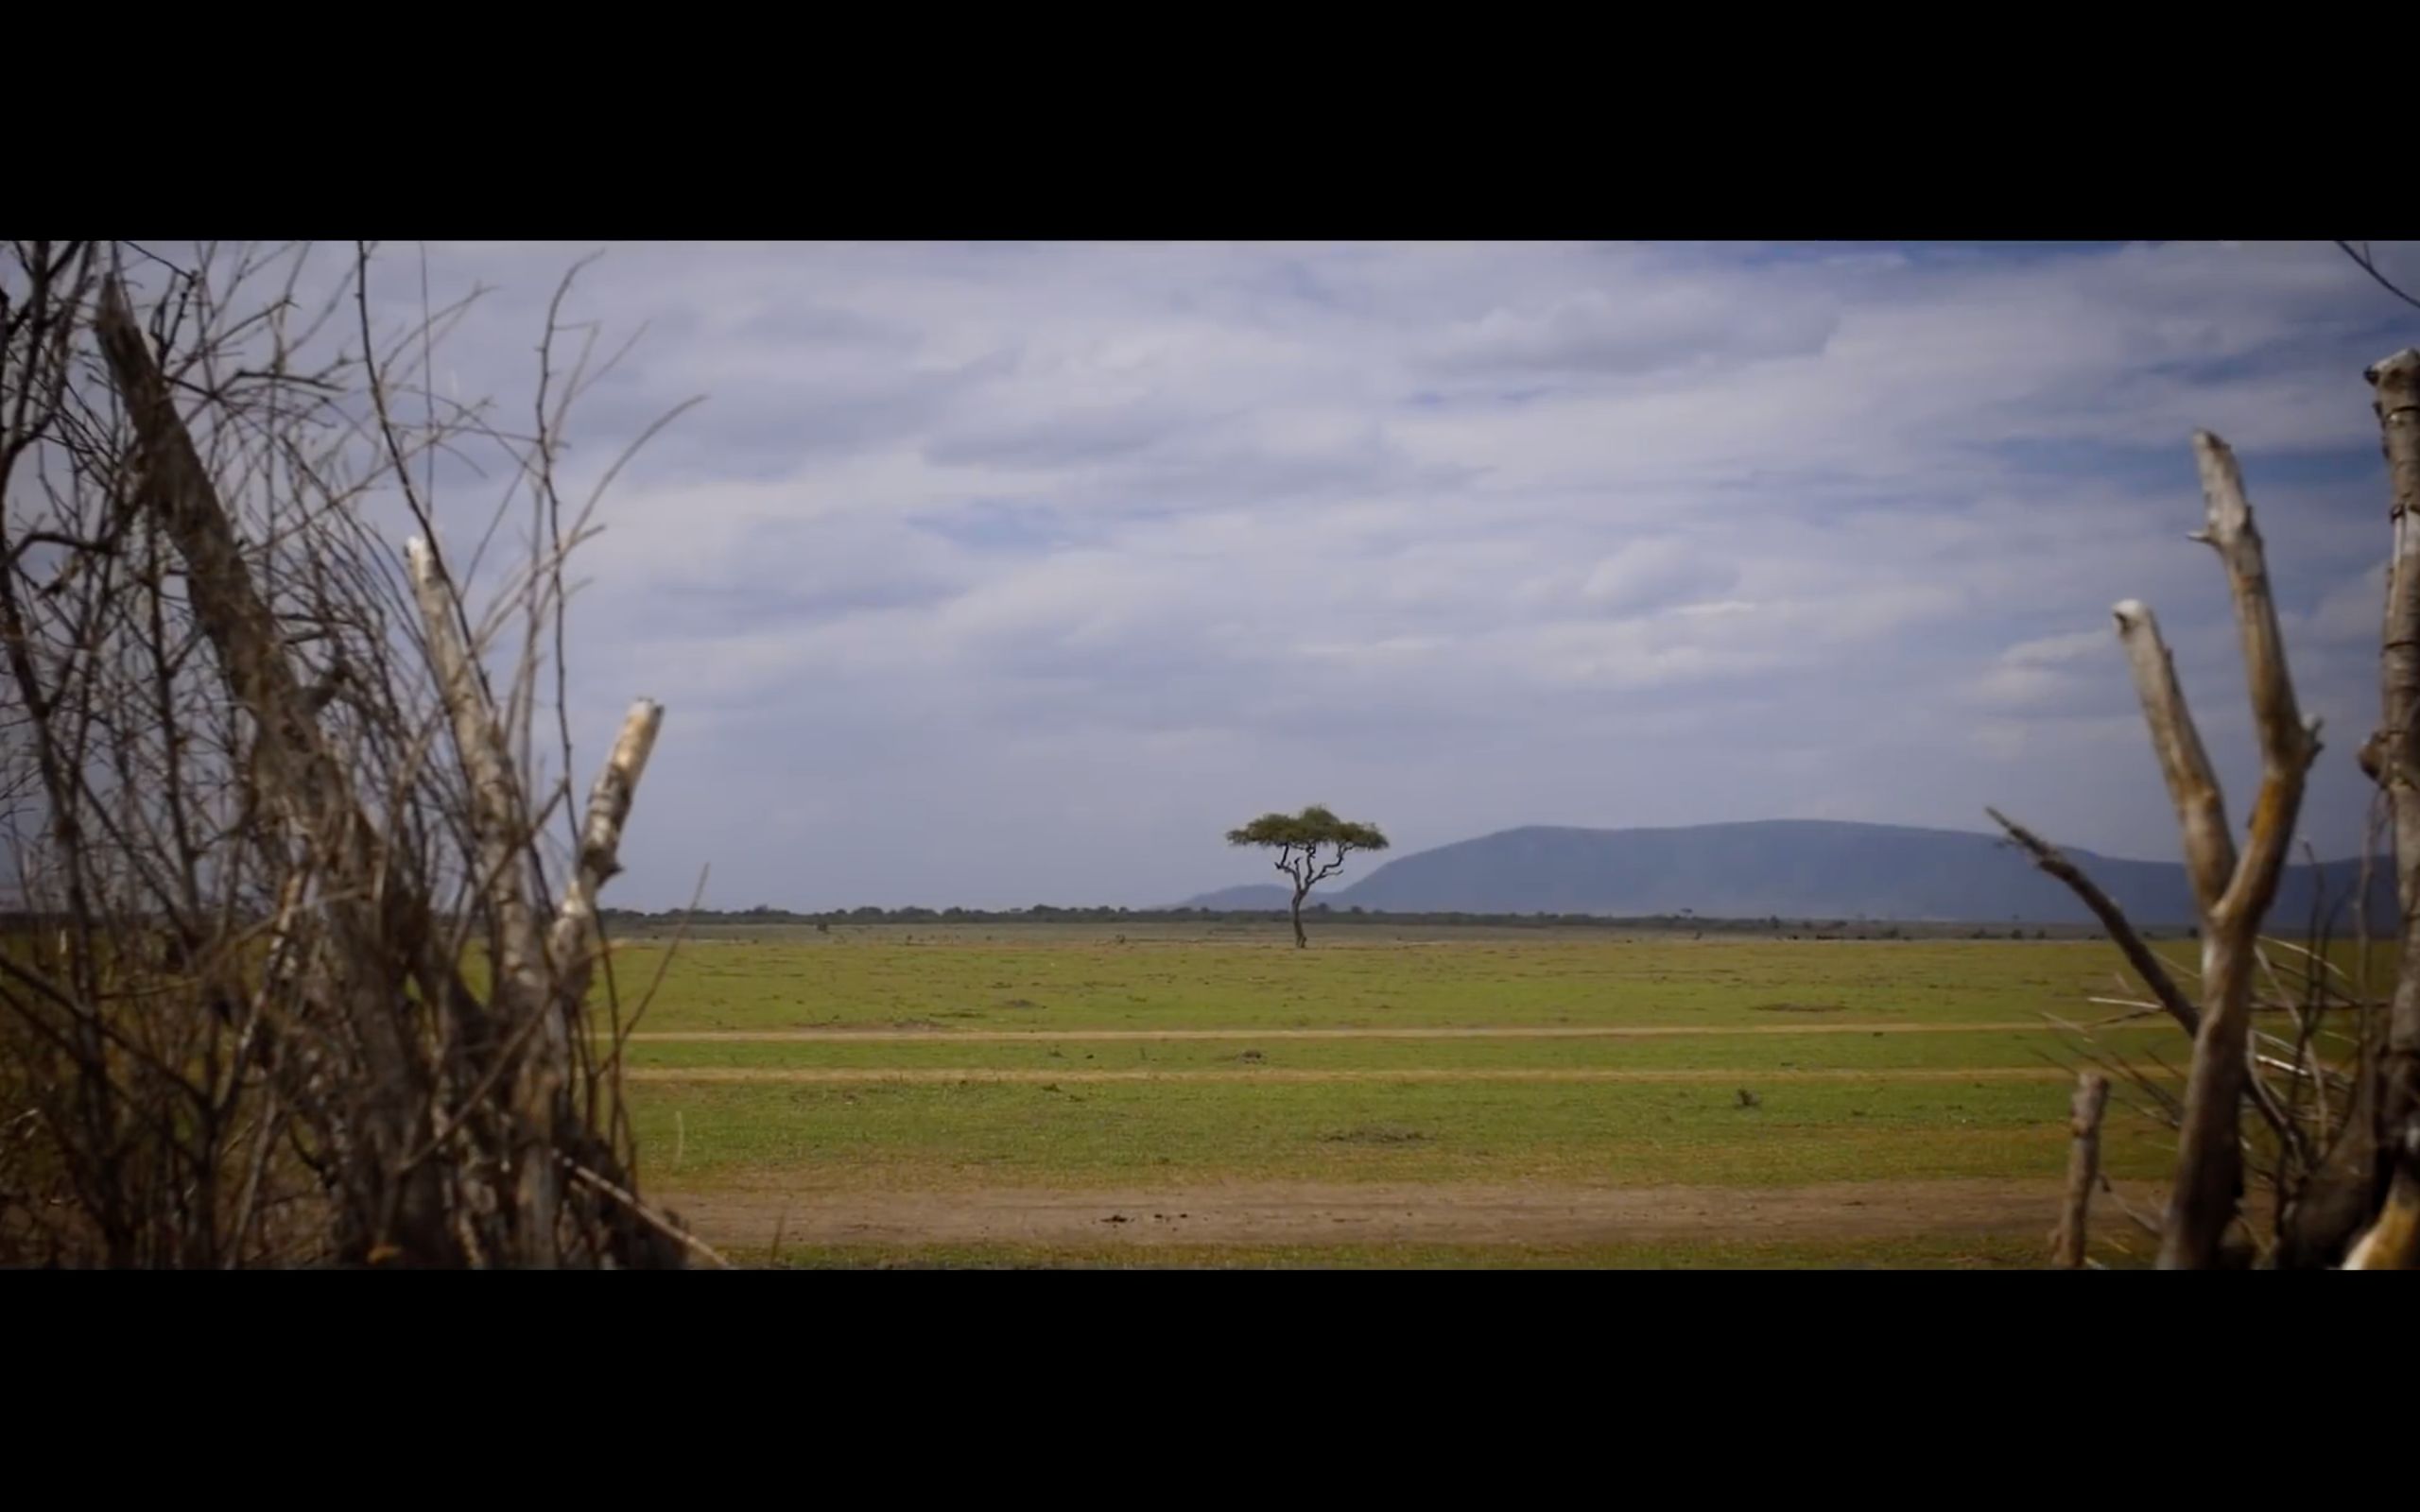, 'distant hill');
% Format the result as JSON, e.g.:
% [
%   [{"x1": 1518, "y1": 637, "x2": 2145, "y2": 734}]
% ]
[
  {"x1": 1178, "y1": 819, "x2": 2390, "y2": 927},
  {"x1": 1181, "y1": 884, "x2": 1304, "y2": 911}
]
